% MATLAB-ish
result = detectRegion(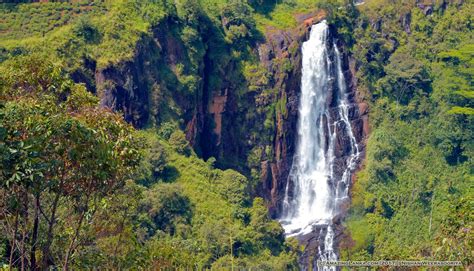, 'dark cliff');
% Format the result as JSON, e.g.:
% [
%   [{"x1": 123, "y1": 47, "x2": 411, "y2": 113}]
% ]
[
  {"x1": 254, "y1": 12, "x2": 369, "y2": 221},
  {"x1": 93, "y1": 16, "x2": 247, "y2": 170},
  {"x1": 256, "y1": 12, "x2": 325, "y2": 217}
]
